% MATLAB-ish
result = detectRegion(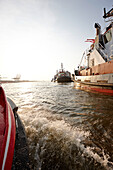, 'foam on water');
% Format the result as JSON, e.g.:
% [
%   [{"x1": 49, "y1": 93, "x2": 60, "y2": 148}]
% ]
[{"x1": 19, "y1": 108, "x2": 112, "y2": 170}]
